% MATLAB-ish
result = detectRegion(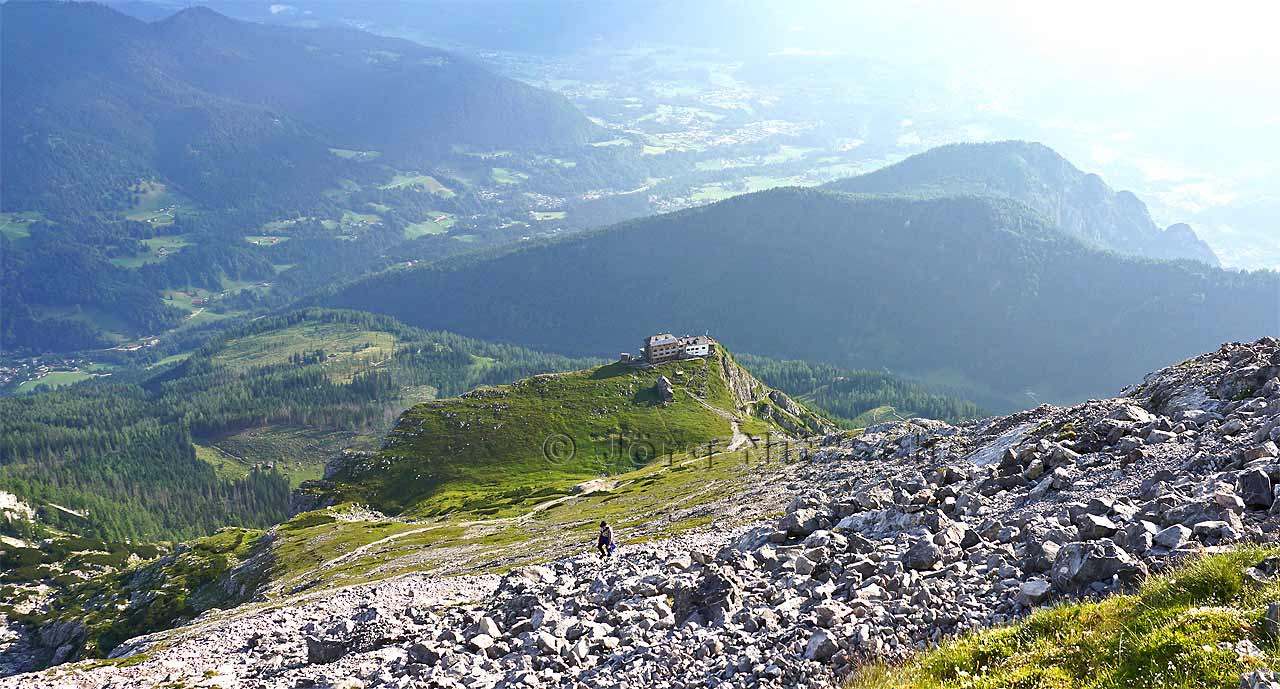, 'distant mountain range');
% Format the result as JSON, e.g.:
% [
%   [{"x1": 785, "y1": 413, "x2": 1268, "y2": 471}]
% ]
[
  {"x1": 319, "y1": 158, "x2": 1276, "y2": 408},
  {"x1": 824, "y1": 141, "x2": 1220, "y2": 266},
  {"x1": 1, "y1": 1, "x2": 598, "y2": 213}
]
